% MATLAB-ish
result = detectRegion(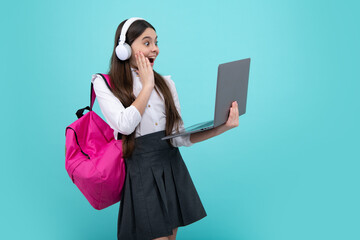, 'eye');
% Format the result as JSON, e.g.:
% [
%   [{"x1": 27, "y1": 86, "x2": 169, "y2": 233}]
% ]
[
  {"x1": 144, "y1": 41, "x2": 149, "y2": 46},
  {"x1": 155, "y1": 41, "x2": 158, "y2": 46}
]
